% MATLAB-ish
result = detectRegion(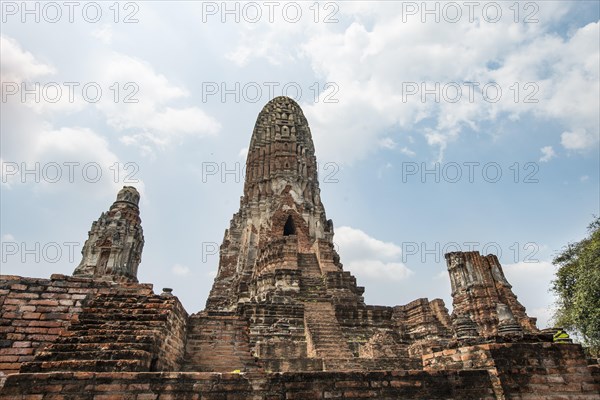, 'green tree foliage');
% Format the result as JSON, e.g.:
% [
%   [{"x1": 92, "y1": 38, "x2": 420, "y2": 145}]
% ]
[{"x1": 552, "y1": 216, "x2": 600, "y2": 356}]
